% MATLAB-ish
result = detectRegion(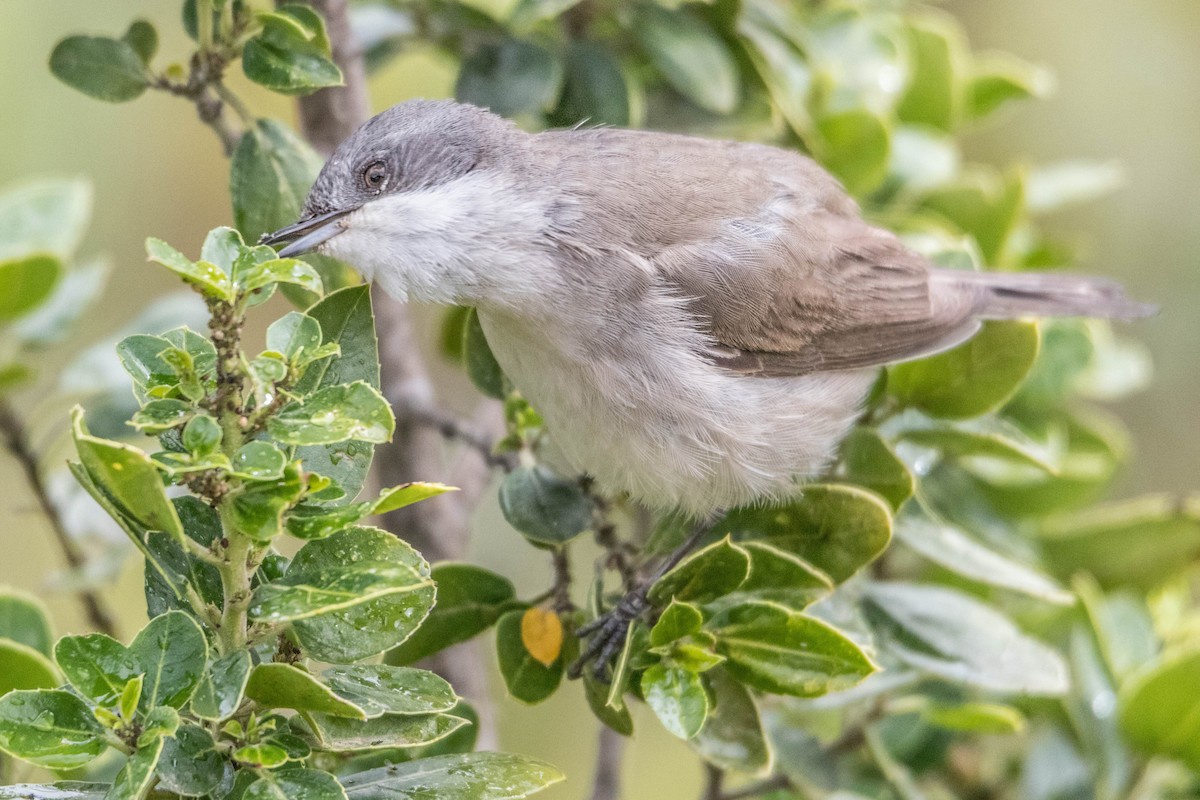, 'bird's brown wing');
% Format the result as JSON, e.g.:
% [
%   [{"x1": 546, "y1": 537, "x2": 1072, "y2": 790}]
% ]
[{"x1": 652, "y1": 206, "x2": 982, "y2": 377}]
